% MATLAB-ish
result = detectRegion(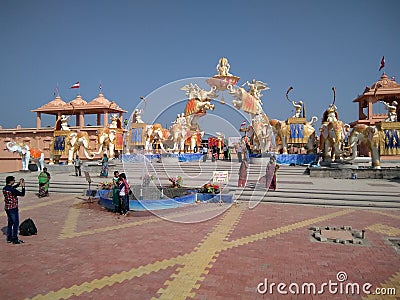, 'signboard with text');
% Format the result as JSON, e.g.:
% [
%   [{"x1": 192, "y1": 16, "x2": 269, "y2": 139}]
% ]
[{"x1": 212, "y1": 171, "x2": 229, "y2": 184}]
